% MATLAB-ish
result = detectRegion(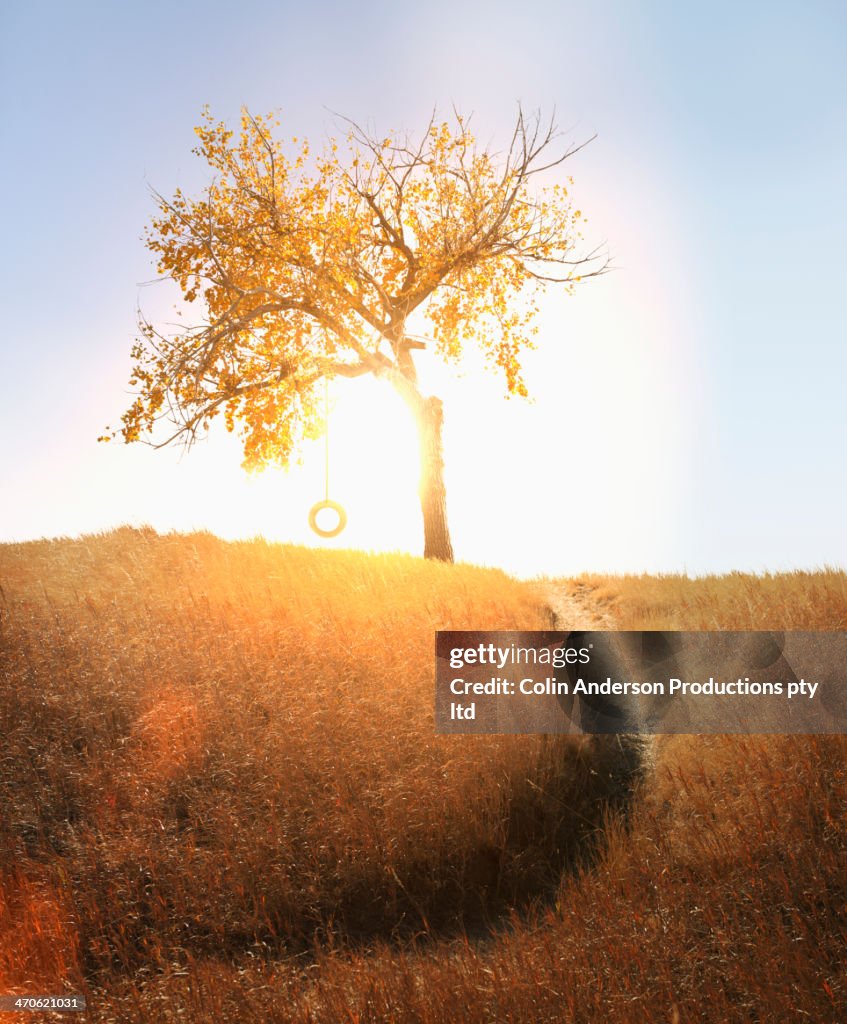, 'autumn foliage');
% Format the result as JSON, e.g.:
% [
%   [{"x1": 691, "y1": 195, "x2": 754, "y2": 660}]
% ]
[{"x1": 103, "y1": 107, "x2": 605, "y2": 559}]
